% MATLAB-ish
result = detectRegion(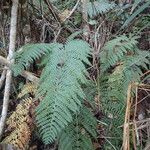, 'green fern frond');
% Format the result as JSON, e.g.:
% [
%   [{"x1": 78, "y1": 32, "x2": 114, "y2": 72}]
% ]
[
  {"x1": 121, "y1": 0, "x2": 150, "y2": 29},
  {"x1": 100, "y1": 35, "x2": 139, "y2": 73},
  {"x1": 100, "y1": 65, "x2": 125, "y2": 114},
  {"x1": 99, "y1": 65, "x2": 128, "y2": 149},
  {"x1": 87, "y1": 0, "x2": 116, "y2": 18},
  {"x1": 58, "y1": 106, "x2": 97, "y2": 150},
  {"x1": 124, "y1": 51, "x2": 150, "y2": 70},
  {"x1": 35, "y1": 40, "x2": 91, "y2": 144},
  {"x1": 100, "y1": 50, "x2": 150, "y2": 118},
  {"x1": 99, "y1": 33, "x2": 149, "y2": 148},
  {"x1": 13, "y1": 43, "x2": 62, "y2": 76},
  {"x1": 83, "y1": 81, "x2": 98, "y2": 108}
]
